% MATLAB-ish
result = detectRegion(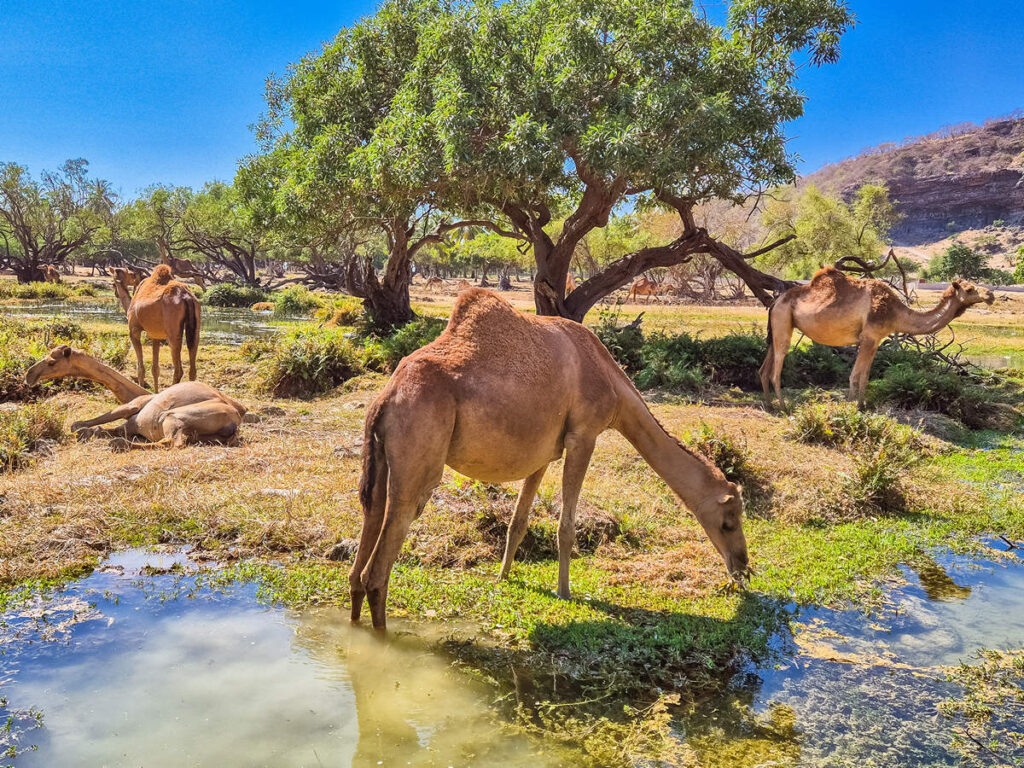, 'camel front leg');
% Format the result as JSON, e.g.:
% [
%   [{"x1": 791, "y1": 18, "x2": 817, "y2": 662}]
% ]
[
  {"x1": 151, "y1": 340, "x2": 161, "y2": 393},
  {"x1": 70, "y1": 398, "x2": 148, "y2": 435},
  {"x1": 849, "y1": 336, "x2": 882, "y2": 408},
  {"x1": 130, "y1": 326, "x2": 147, "y2": 389},
  {"x1": 499, "y1": 464, "x2": 548, "y2": 580},
  {"x1": 557, "y1": 433, "x2": 596, "y2": 600}
]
